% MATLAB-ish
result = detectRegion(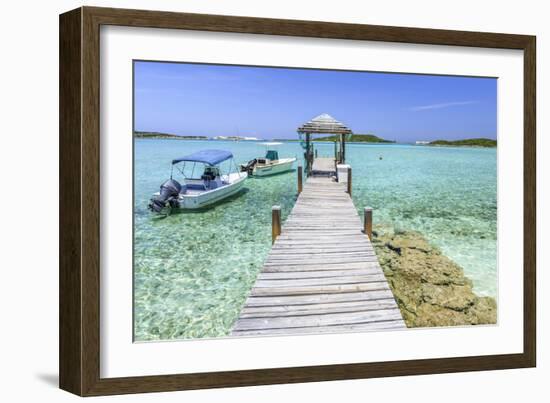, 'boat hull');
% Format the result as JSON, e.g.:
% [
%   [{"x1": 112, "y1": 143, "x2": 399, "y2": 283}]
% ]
[
  {"x1": 252, "y1": 158, "x2": 296, "y2": 177},
  {"x1": 178, "y1": 173, "x2": 248, "y2": 209},
  {"x1": 151, "y1": 172, "x2": 248, "y2": 212}
]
